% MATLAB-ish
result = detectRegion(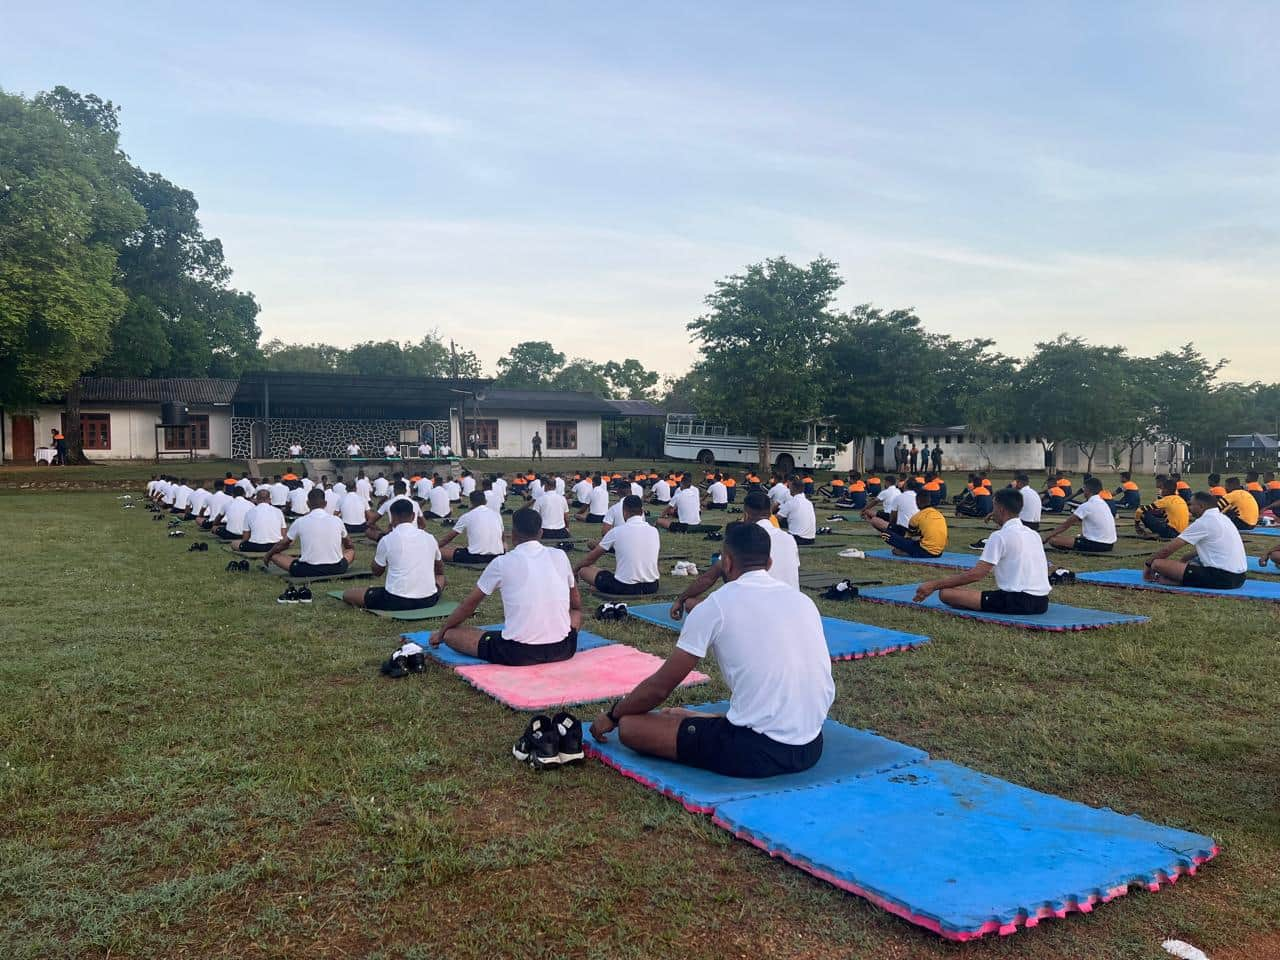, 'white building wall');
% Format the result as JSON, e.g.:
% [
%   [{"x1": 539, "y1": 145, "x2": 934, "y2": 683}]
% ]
[
  {"x1": 12, "y1": 404, "x2": 232, "y2": 461},
  {"x1": 482, "y1": 412, "x2": 603, "y2": 459}
]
